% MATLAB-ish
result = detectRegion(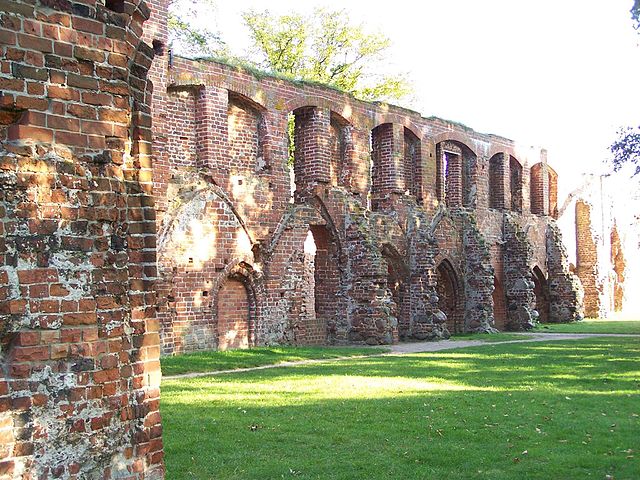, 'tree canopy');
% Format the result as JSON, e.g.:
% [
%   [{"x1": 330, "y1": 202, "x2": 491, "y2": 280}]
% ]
[
  {"x1": 168, "y1": 0, "x2": 226, "y2": 58},
  {"x1": 242, "y1": 9, "x2": 411, "y2": 102},
  {"x1": 609, "y1": 1, "x2": 640, "y2": 175}
]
